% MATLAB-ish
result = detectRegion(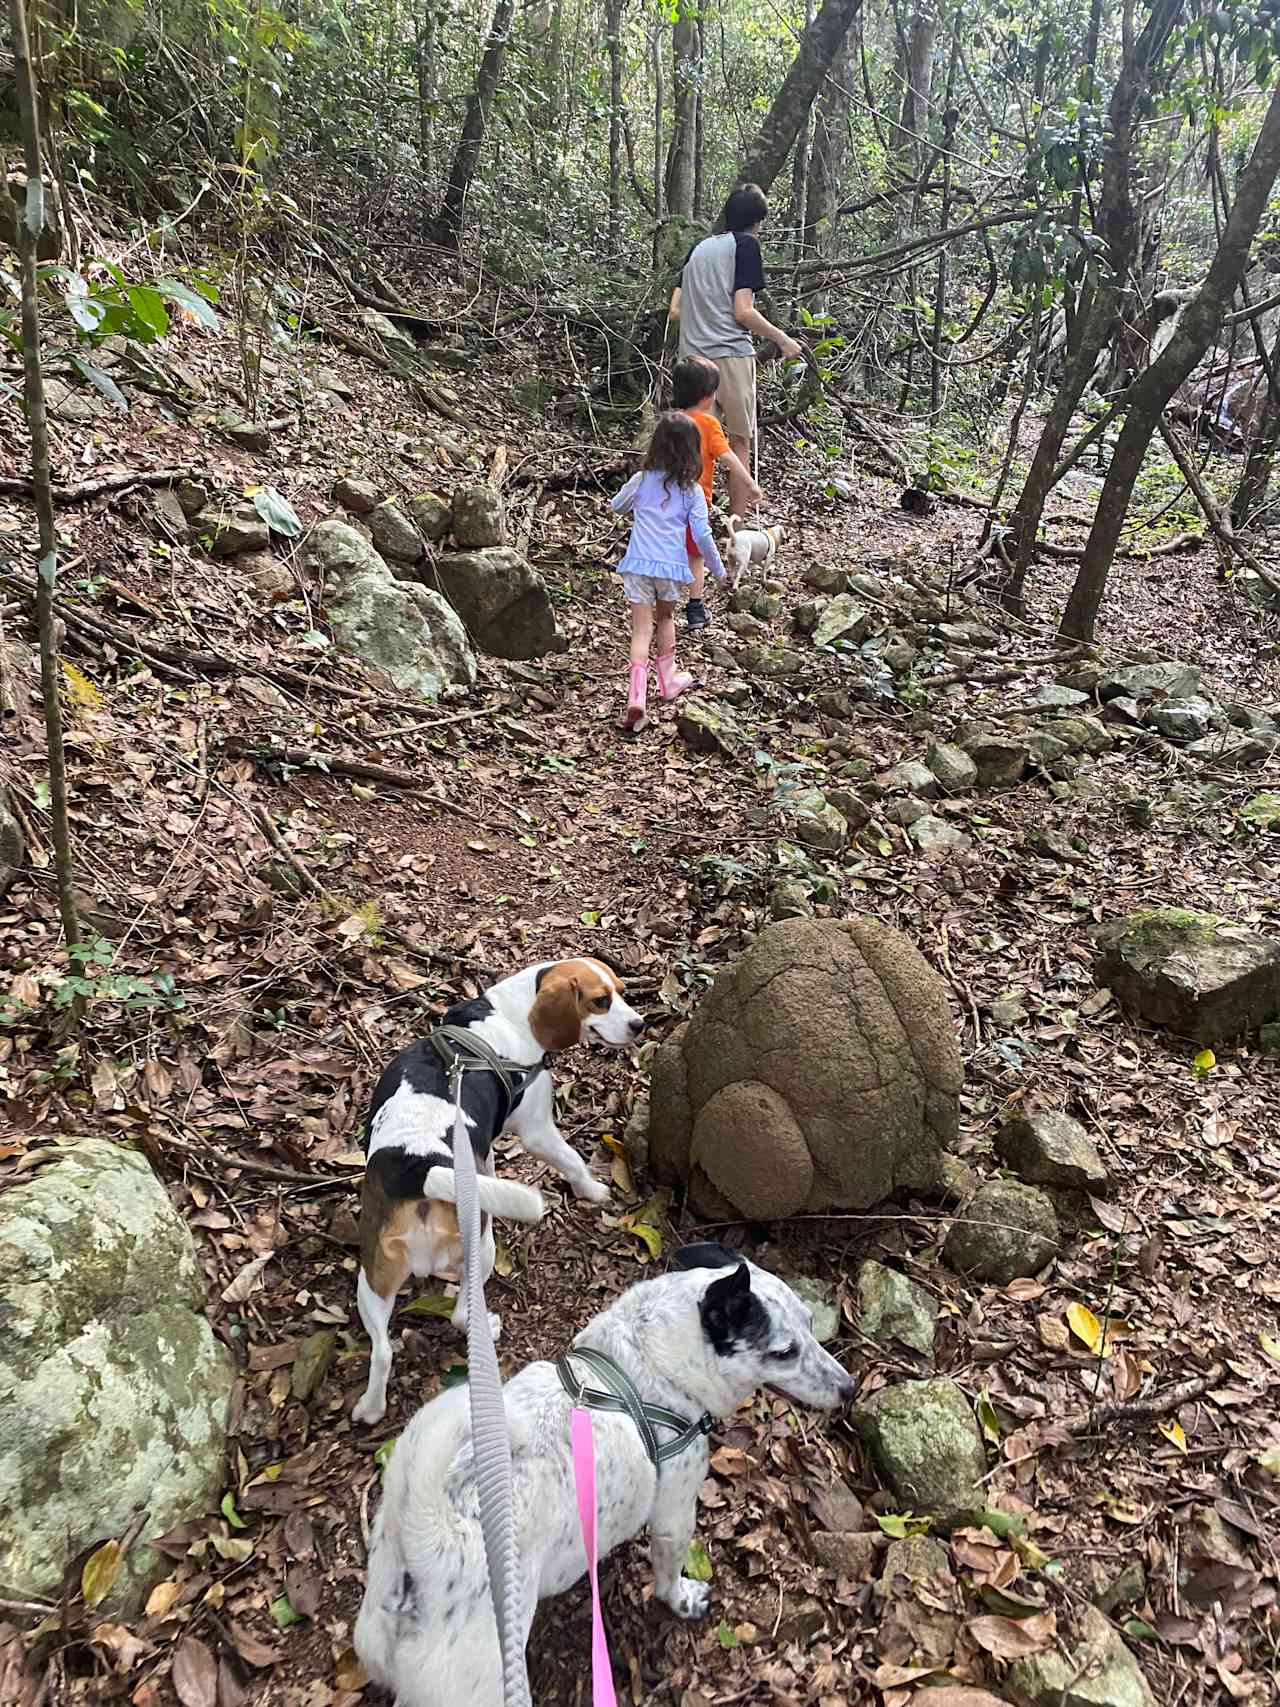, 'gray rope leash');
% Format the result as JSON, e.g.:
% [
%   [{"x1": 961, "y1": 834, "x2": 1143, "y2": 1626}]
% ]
[{"x1": 450, "y1": 1061, "x2": 531, "y2": 1707}]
